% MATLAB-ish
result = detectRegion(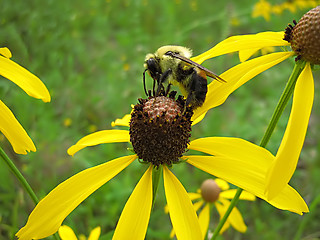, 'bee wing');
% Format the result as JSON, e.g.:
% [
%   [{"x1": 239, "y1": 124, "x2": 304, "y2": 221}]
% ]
[{"x1": 165, "y1": 51, "x2": 226, "y2": 83}]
